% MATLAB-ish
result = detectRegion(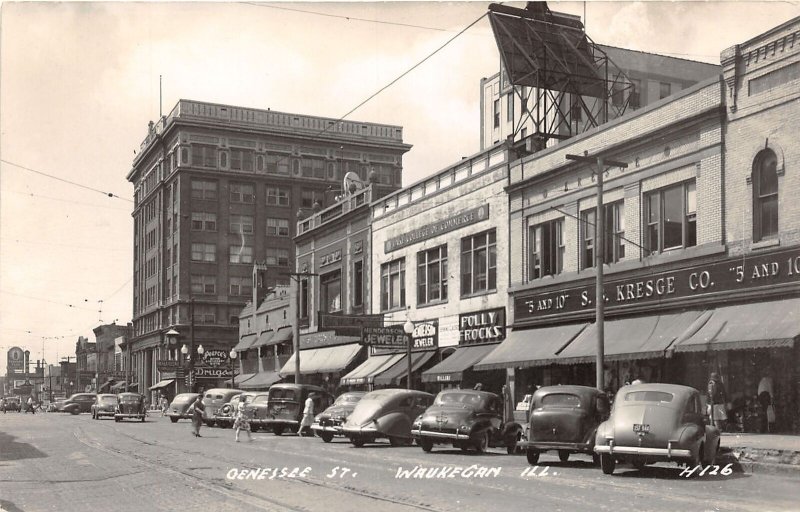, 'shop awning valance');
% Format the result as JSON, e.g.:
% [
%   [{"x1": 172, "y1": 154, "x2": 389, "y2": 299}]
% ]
[
  {"x1": 251, "y1": 330, "x2": 276, "y2": 349},
  {"x1": 110, "y1": 381, "x2": 128, "y2": 392},
  {"x1": 673, "y1": 298, "x2": 800, "y2": 353},
  {"x1": 279, "y1": 343, "x2": 364, "y2": 377},
  {"x1": 265, "y1": 326, "x2": 293, "y2": 346},
  {"x1": 373, "y1": 350, "x2": 437, "y2": 387},
  {"x1": 239, "y1": 371, "x2": 281, "y2": 390},
  {"x1": 233, "y1": 333, "x2": 258, "y2": 352},
  {"x1": 148, "y1": 379, "x2": 175, "y2": 391},
  {"x1": 474, "y1": 323, "x2": 588, "y2": 371},
  {"x1": 235, "y1": 373, "x2": 256, "y2": 385},
  {"x1": 422, "y1": 344, "x2": 499, "y2": 383},
  {"x1": 555, "y1": 310, "x2": 706, "y2": 364},
  {"x1": 341, "y1": 353, "x2": 405, "y2": 386}
]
